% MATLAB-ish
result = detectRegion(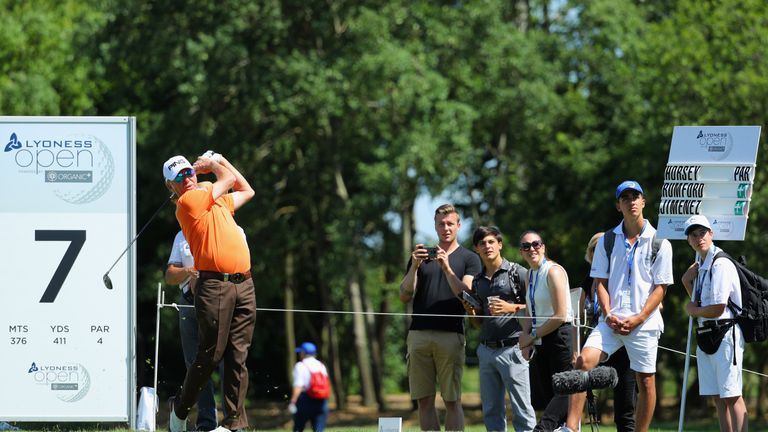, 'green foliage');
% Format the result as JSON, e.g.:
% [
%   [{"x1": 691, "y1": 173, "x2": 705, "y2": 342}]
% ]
[
  {"x1": 0, "y1": 0, "x2": 107, "y2": 114},
  {"x1": 9, "y1": 0, "x2": 768, "y2": 418}
]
